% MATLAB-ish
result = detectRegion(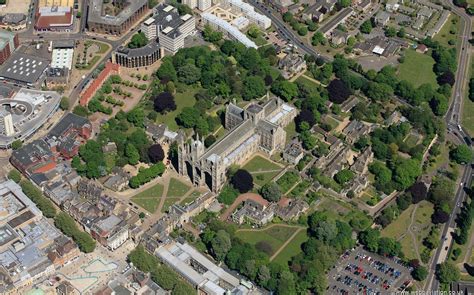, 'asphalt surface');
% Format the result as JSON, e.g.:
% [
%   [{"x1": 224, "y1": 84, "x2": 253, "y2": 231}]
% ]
[
  {"x1": 425, "y1": 0, "x2": 473, "y2": 291},
  {"x1": 247, "y1": 0, "x2": 332, "y2": 62},
  {"x1": 17, "y1": 0, "x2": 141, "y2": 107}
]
